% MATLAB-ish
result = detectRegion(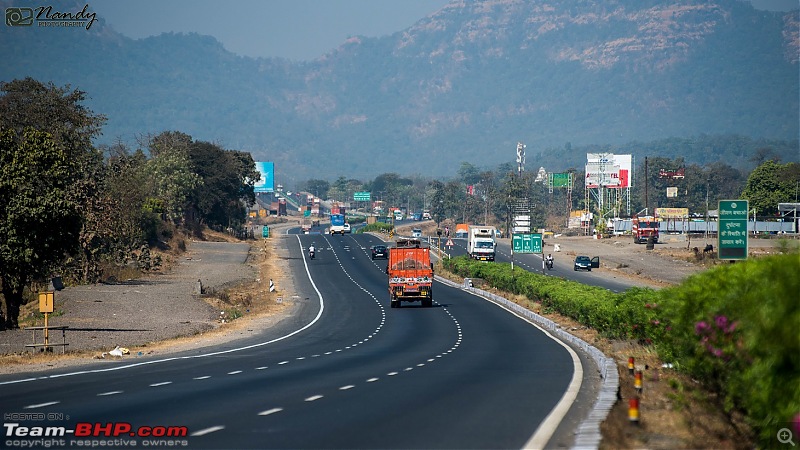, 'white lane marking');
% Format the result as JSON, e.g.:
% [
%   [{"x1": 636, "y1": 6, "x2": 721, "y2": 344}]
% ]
[
  {"x1": 227, "y1": 371, "x2": 242, "y2": 375},
  {"x1": 339, "y1": 385, "x2": 355, "y2": 390},
  {"x1": 191, "y1": 425, "x2": 225, "y2": 436},
  {"x1": 296, "y1": 357, "x2": 306, "y2": 360},
  {"x1": 194, "y1": 376, "x2": 211, "y2": 380},
  {"x1": 404, "y1": 367, "x2": 413, "y2": 372},
  {"x1": 24, "y1": 401, "x2": 59, "y2": 409},
  {"x1": 97, "y1": 391, "x2": 123, "y2": 396},
  {"x1": 0, "y1": 236, "x2": 328, "y2": 387},
  {"x1": 367, "y1": 378, "x2": 379, "y2": 383},
  {"x1": 278, "y1": 361, "x2": 289, "y2": 365},
  {"x1": 149, "y1": 381, "x2": 172, "y2": 387},
  {"x1": 387, "y1": 372, "x2": 398, "y2": 376},
  {"x1": 417, "y1": 363, "x2": 425, "y2": 367},
  {"x1": 258, "y1": 408, "x2": 283, "y2": 416},
  {"x1": 305, "y1": 395, "x2": 324, "y2": 402},
  {"x1": 255, "y1": 367, "x2": 268, "y2": 370}
]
